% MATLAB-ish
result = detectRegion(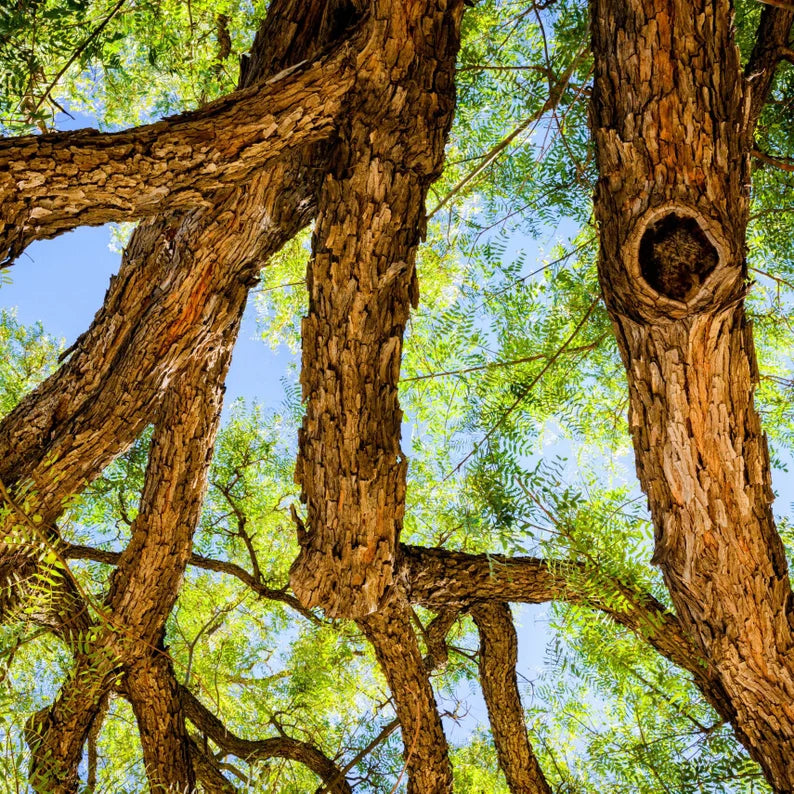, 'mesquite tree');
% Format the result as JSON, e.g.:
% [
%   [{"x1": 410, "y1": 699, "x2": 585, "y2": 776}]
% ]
[{"x1": 2, "y1": 0, "x2": 794, "y2": 792}]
